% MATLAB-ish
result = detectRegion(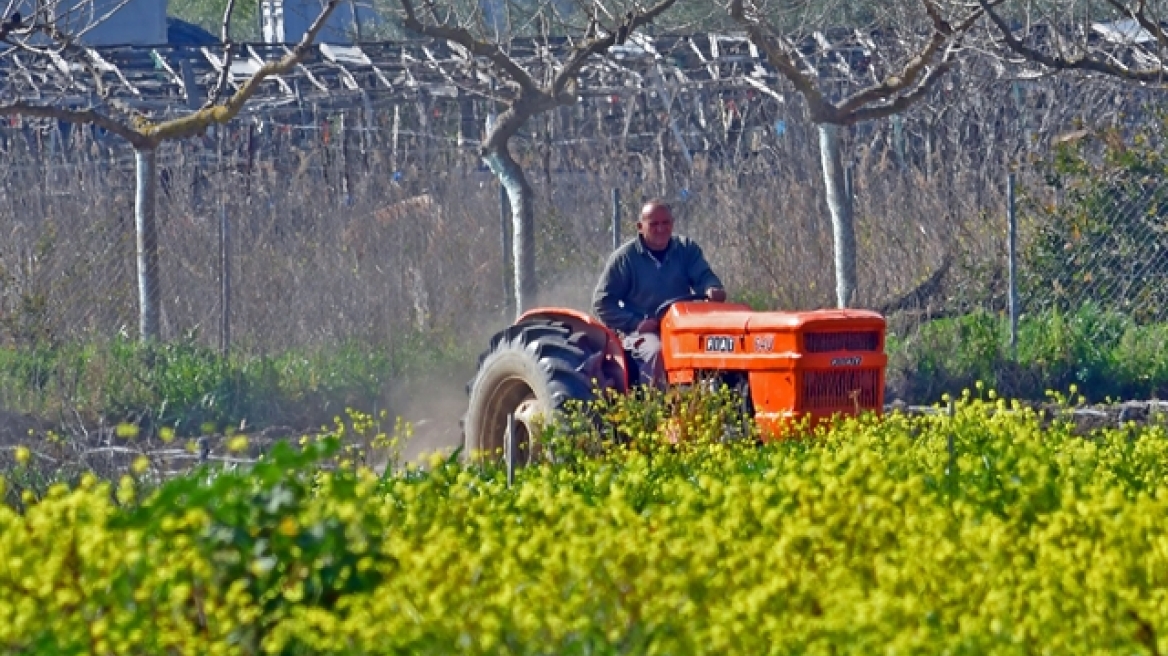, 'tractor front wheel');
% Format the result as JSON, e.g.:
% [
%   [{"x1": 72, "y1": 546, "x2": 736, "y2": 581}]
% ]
[{"x1": 464, "y1": 320, "x2": 597, "y2": 464}]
